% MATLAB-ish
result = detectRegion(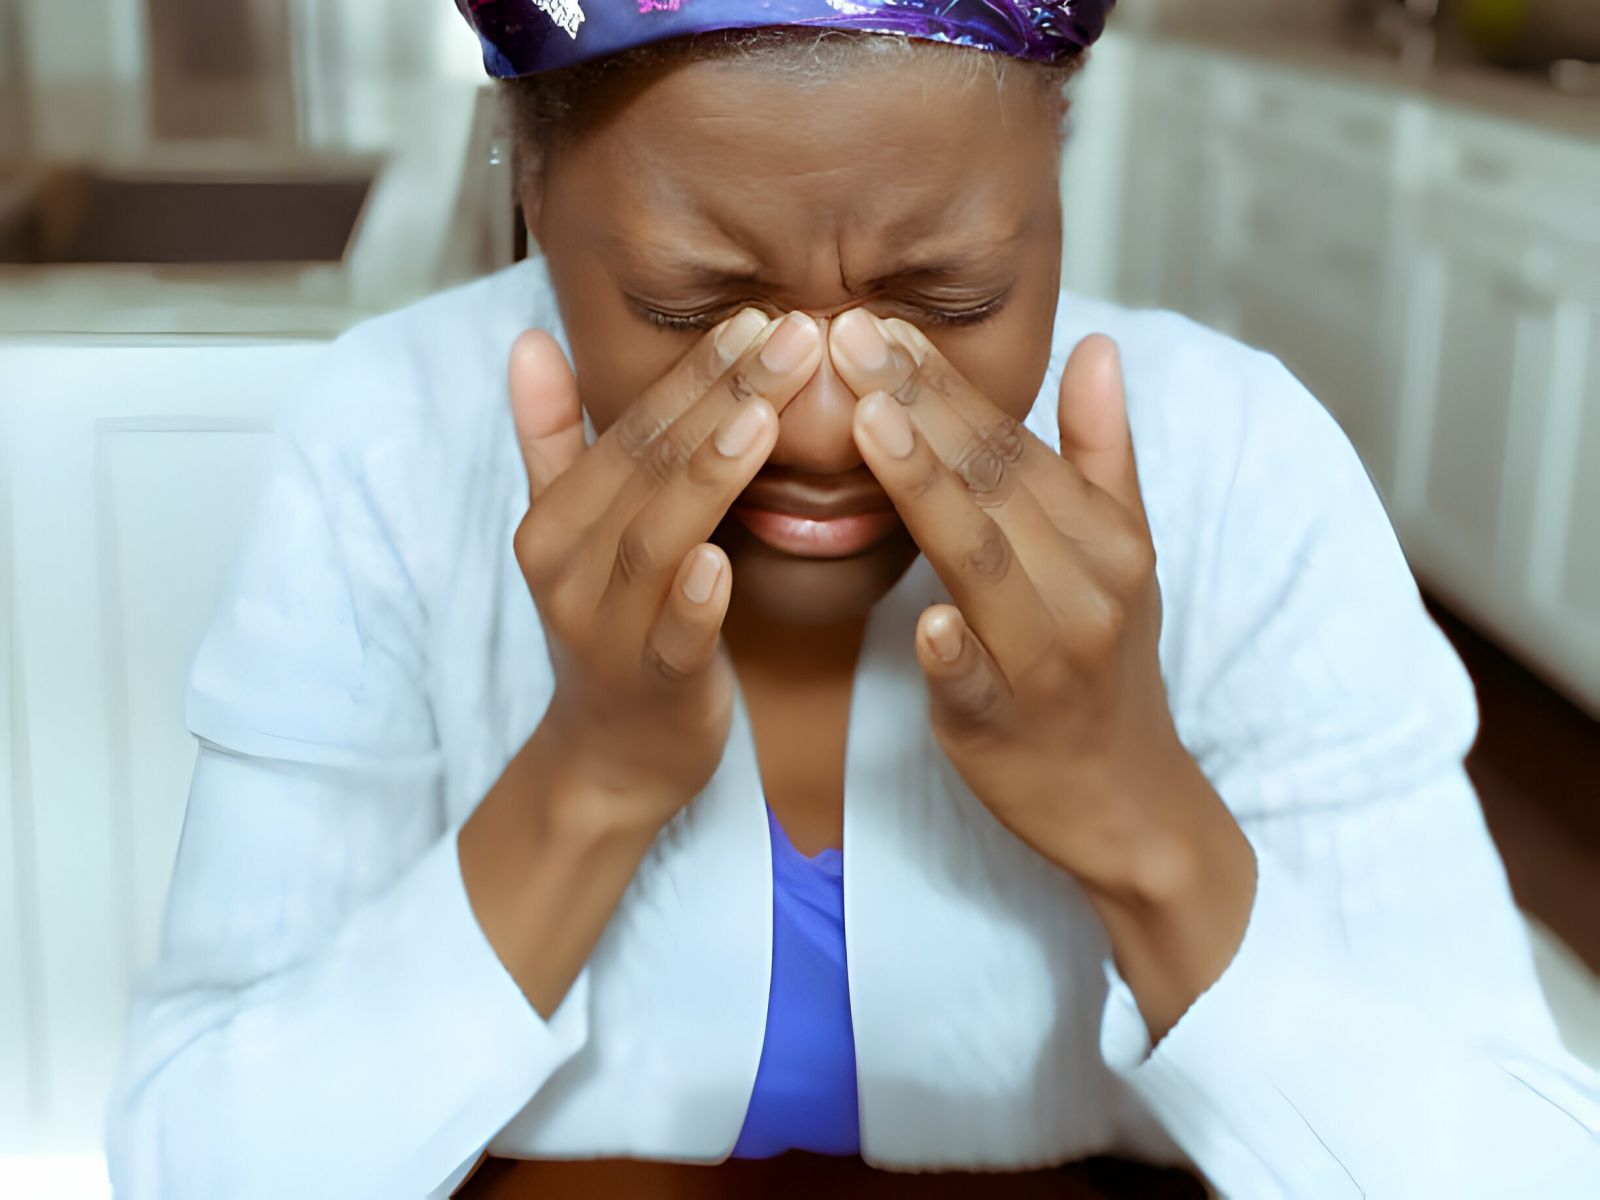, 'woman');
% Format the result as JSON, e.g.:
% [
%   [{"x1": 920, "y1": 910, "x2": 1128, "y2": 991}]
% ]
[{"x1": 105, "y1": 2, "x2": 1600, "y2": 1197}]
